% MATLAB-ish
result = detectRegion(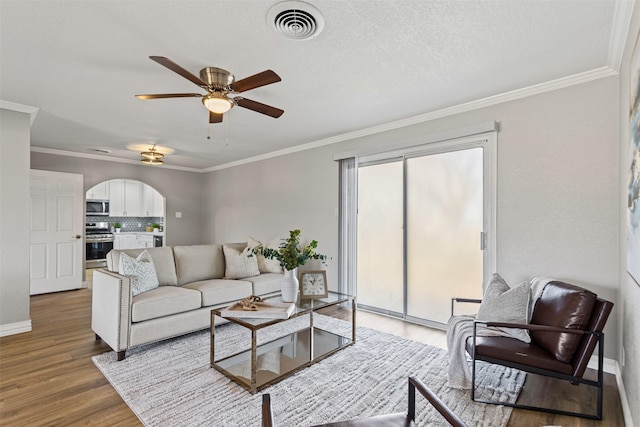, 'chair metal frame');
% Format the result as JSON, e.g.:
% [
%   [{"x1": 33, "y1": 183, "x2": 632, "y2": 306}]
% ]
[
  {"x1": 469, "y1": 318, "x2": 606, "y2": 420},
  {"x1": 262, "y1": 376, "x2": 467, "y2": 427}
]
